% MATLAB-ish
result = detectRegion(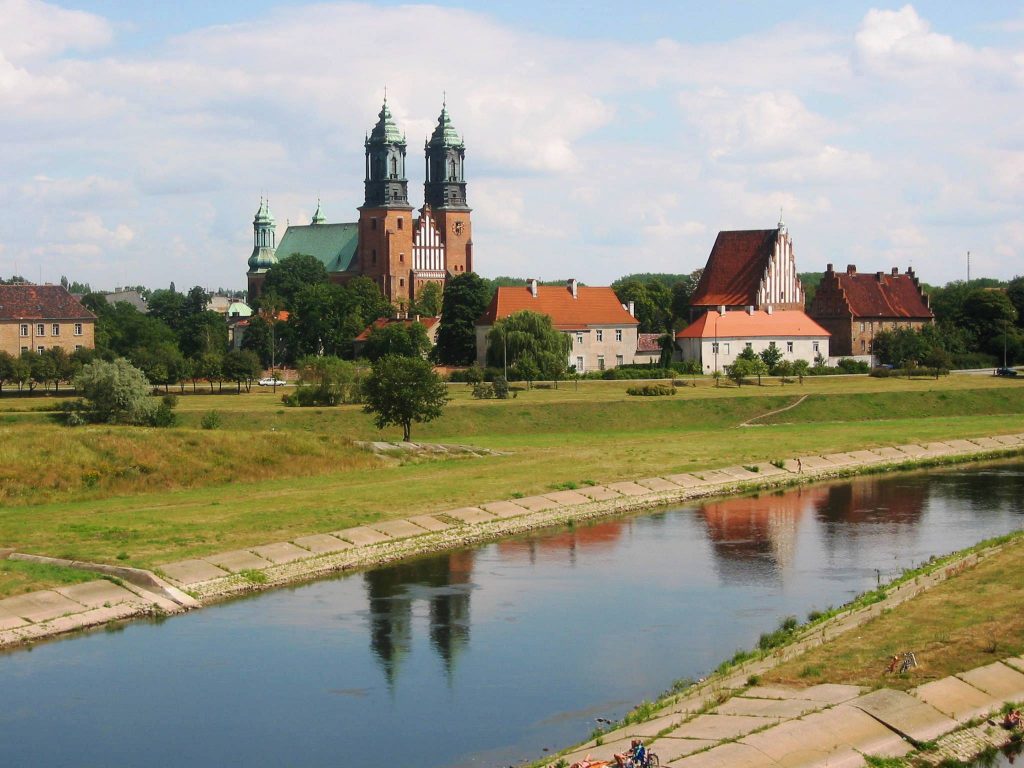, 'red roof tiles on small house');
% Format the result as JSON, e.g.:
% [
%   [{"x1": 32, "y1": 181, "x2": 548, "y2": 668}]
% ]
[
  {"x1": 354, "y1": 316, "x2": 439, "y2": 342},
  {"x1": 477, "y1": 281, "x2": 637, "y2": 329},
  {"x1": 0, "y1": 284, "x2": 96, "y2": 321},
  {"x1": 691, "y1": 229, "x2": 778, "y2": 308},
  {"x1": 636, "y1": 333, "x2": 662, "y2": 353},
  {"x1": 676, "y1": 309, "x2": 830, "y2": 339}
]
